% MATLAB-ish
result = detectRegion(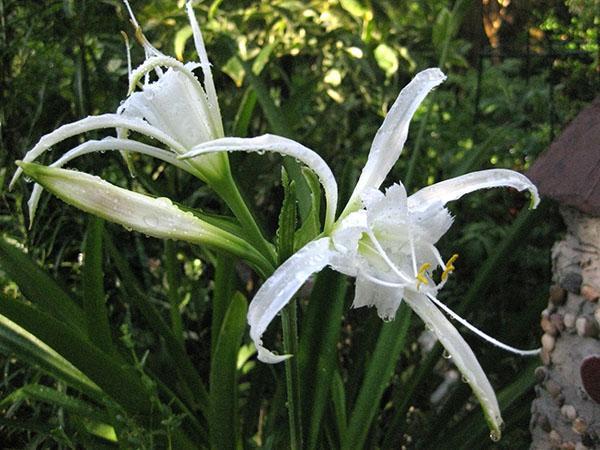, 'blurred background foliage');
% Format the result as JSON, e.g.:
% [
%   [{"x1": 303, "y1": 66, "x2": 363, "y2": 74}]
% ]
[{"x1": 0, "y1": 0, "x2": 598, "y2": 448}]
